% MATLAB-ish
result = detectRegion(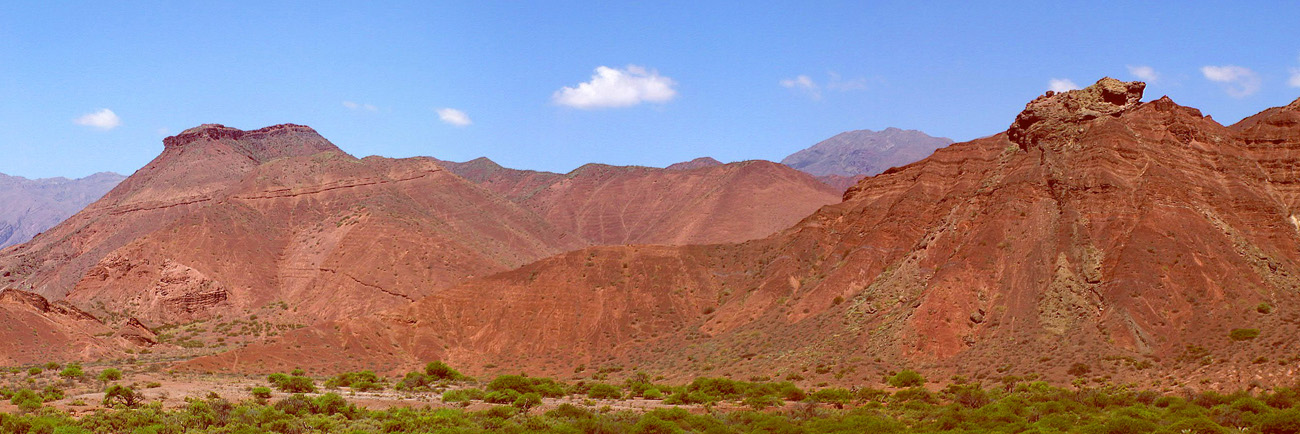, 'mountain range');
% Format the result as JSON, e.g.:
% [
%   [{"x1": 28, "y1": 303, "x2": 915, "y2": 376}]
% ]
[
  {"x1": 184, "y1": 79, "x2": 1300, "y2": 390},
  {"x1": 4, "y1": 78, "x2": 1298, "y2": 391},
  {"x1": 0, "y1": 172, "x2": 124, "y2": 248}
]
